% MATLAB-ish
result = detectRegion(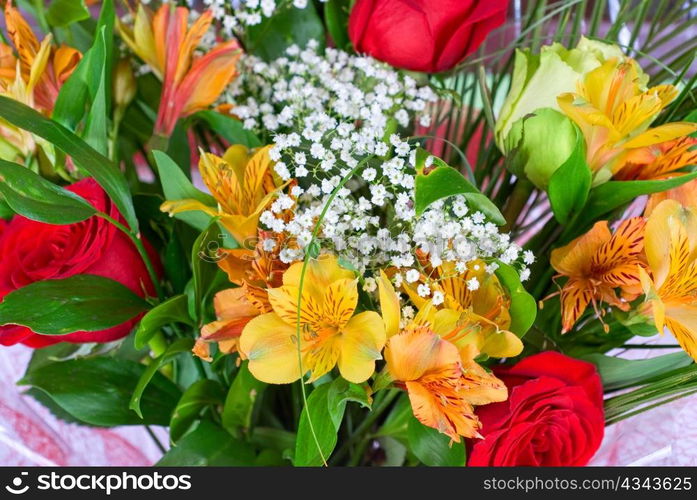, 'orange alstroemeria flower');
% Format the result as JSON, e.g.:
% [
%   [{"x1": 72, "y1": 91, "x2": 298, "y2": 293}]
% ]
[
  {"x1": 640, "y1": 200, "x2": 697, "y2": 360},
  {"x1": 378, "y1": 272, "x2": 508, "y2": 441},
  {"x1": 161, "y1": 145, "x2": 285, "y2": 247},
  {"x1": 0, "y1": 2, "x2": 81, "y2": 114},
  {"x1": 557, "y1": 58, "x2": 697, "y2": 183},
  {"x1": 194, "y1": 234, "x2": 287, "y2": 361},
  {"x1": 118, "y1": 4, "x2": 241, "y2": 135},
  {"x1": 614, "y1": 136, "x2": 697, "y2": 181},
  {"x1": 551, "y1": 217, "x2": 647, "y2": 332},
  {"x1": 384, "y1": 325, "x2": 507, "y2": 442}
]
